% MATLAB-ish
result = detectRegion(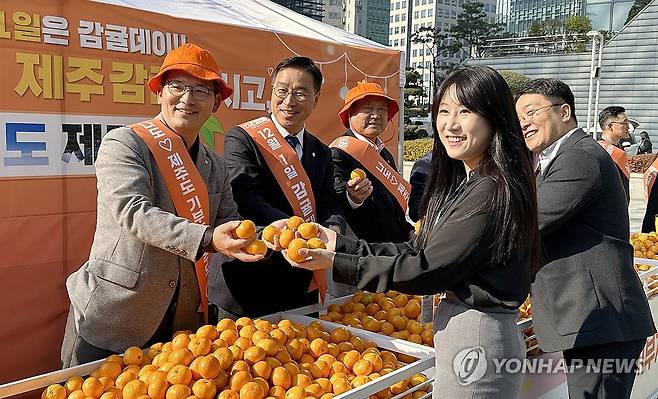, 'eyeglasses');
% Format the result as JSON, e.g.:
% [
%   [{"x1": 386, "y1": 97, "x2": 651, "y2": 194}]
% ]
[
  {"x1": 272, "y1": 87, "x2": 315, "y2": 102},
  {"x1": 519, "y1": 103, "x2": 564, "y2": 123},
  {"x1": 609, "y1": 120, "x2": 630, "y2": 127},
  {"x1": 165, "y1": 80, "x2": 214, "y2": 101}
]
